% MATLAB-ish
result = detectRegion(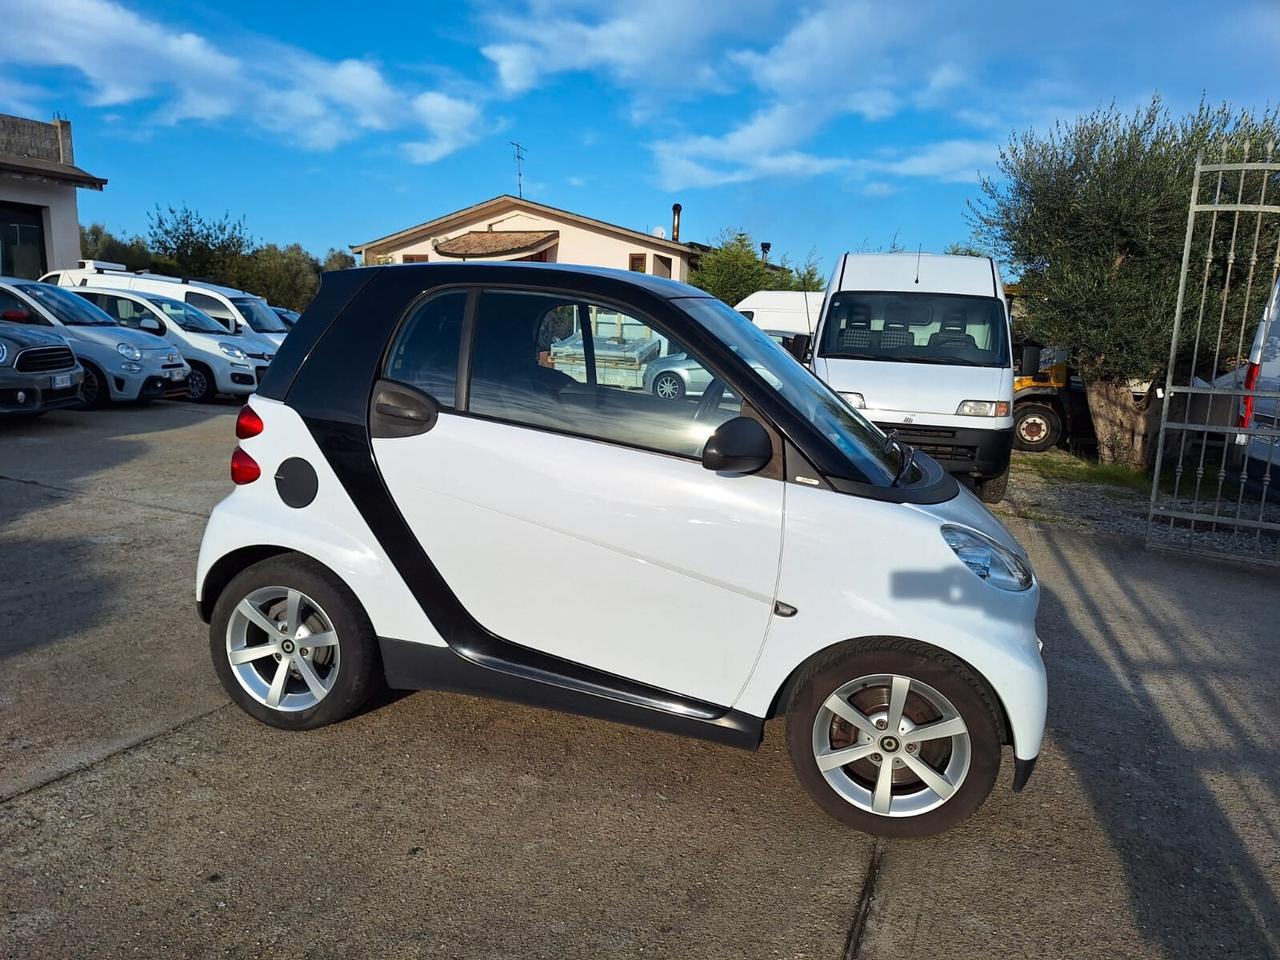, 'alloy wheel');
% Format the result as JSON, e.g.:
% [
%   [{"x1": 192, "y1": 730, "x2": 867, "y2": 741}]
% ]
[
  {"x1": 81, "y1": 367, "x2": 101, "y2": 406},
  {"x1": 654, "y1": 373, "x2": 682, "y2": 400},
  {"x1": 811, "y1": 674, "x2": 971, "y2": 817},
  {"x1": 225, "y1": 586, "x2": 340, "y2": 712},
  {"x1": 187, "y1": 367, "x2": 209, "y2": 401}
]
